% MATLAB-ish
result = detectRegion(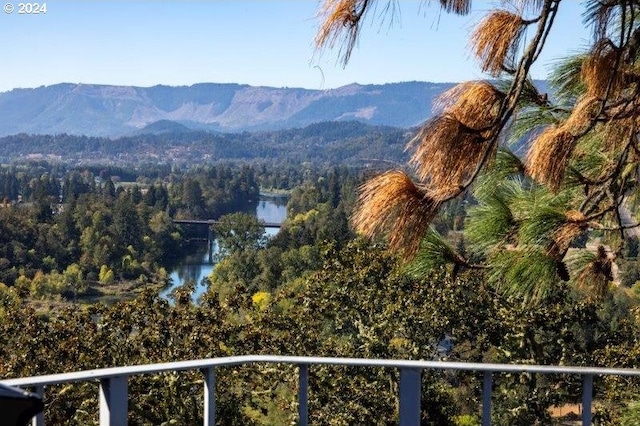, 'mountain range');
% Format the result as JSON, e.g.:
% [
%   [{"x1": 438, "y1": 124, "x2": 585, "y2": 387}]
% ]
[{"x1": 0, "y1": 81, "x2": 456, "y2": 137}]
